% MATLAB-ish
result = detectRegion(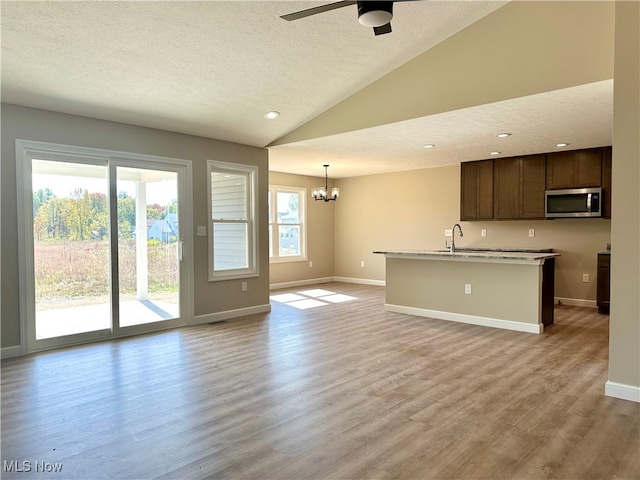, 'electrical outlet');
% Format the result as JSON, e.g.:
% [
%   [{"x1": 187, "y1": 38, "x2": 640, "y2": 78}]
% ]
[
  {"x1": 309, "y1": 261, "x2": 313, "y2": 268},
  {"x1": 241, "y1": 281, "x2": 247, "y2": 292},
  {"x1": 528, "y1": 229, "x2": 535, "y2": 237},
  {"x1": 360, "y1": 260, "x2": 365, "y2": 268},
  {"x1": 445, "y1": 229, "x2": 453, "y2": 236},
  {"x1": 582, "y1": 273, "x2": 589, "y2": 283},
  {"x1": 465, "y1": 284, "x2": 472, "y2": 295},
  {"x1": 481, "y1": 229, "x2": 487, "y2": 237}
]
